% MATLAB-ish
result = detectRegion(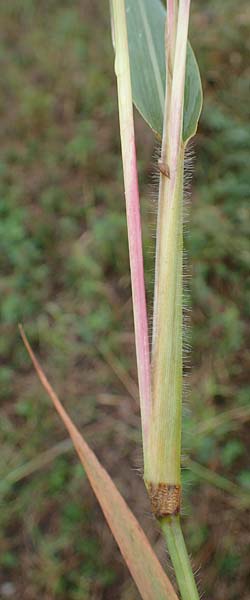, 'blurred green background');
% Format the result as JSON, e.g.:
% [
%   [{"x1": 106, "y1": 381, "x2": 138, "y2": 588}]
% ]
[{"x1": 0, "y1": 1, "x2": 250, "y2": 598}]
